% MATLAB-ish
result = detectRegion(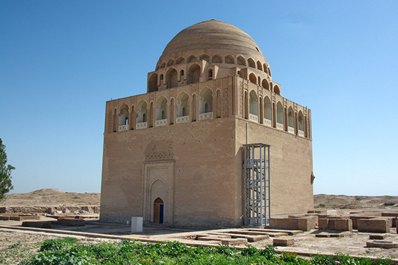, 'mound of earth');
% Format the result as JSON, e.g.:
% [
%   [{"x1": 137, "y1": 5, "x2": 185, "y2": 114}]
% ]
[
  {"x1": 314, "y1": 194, "x2": 398, "y2": 209},
  {"x1": 2, "y1": 189, "x2": 397, "y2": 210},
  {"x1": 0, "y1": 188, "x2": 100, "y2": 207}
]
